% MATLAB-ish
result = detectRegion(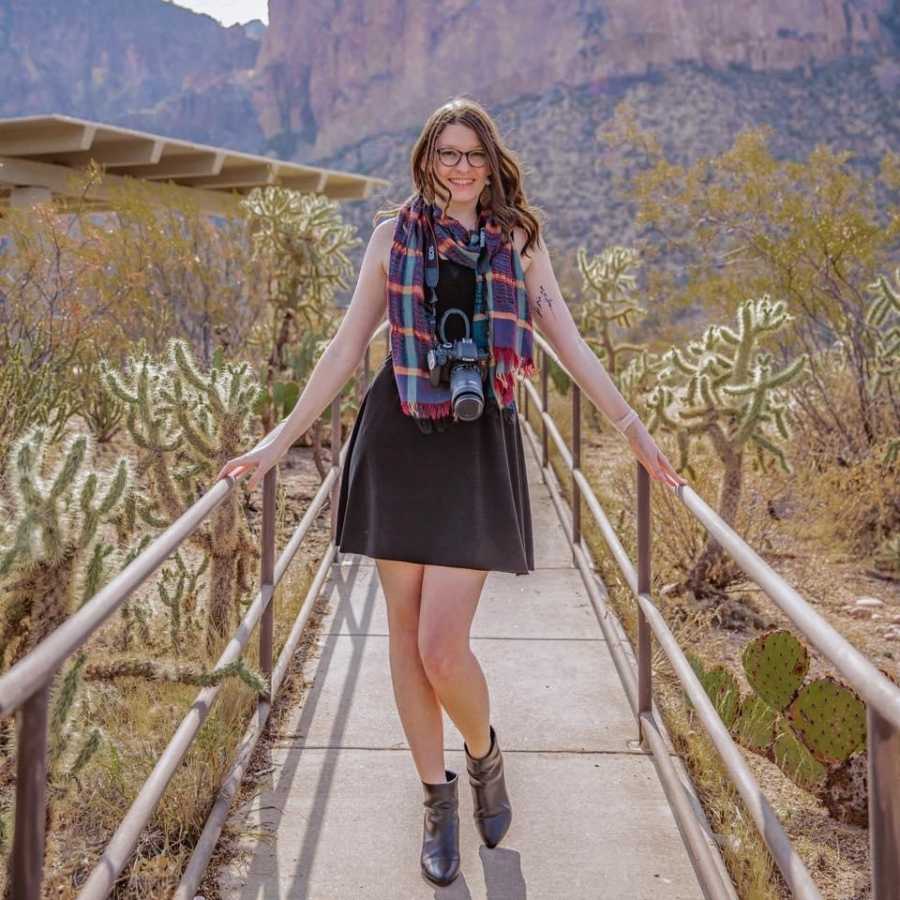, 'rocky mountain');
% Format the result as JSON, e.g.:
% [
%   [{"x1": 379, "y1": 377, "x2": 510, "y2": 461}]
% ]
[
  {"x1": 254, "y1": 0, "x2": 898, "y2": 160},
  {"x1": 2, "y1": 0, "x2": 898, "y2": 307},
  {"x1": 0, "y1": 0, "x2": 265, "y2": 151}
]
